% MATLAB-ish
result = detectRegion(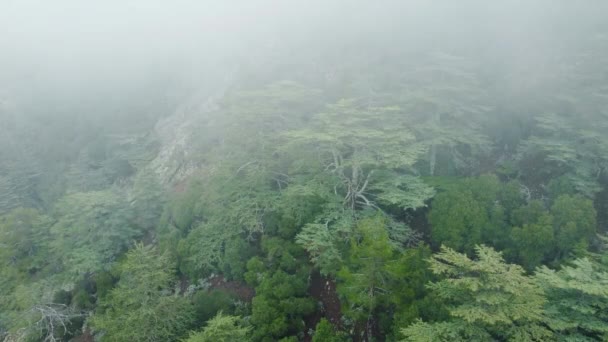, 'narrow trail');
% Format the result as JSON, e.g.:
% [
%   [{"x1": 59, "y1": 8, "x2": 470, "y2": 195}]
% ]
[
  {"x1": 149, "y1": 66, "x2": 239, "y2": 186},
  {"x1": 303, "y1": 271, "x2": 342, "y2": 341}
]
